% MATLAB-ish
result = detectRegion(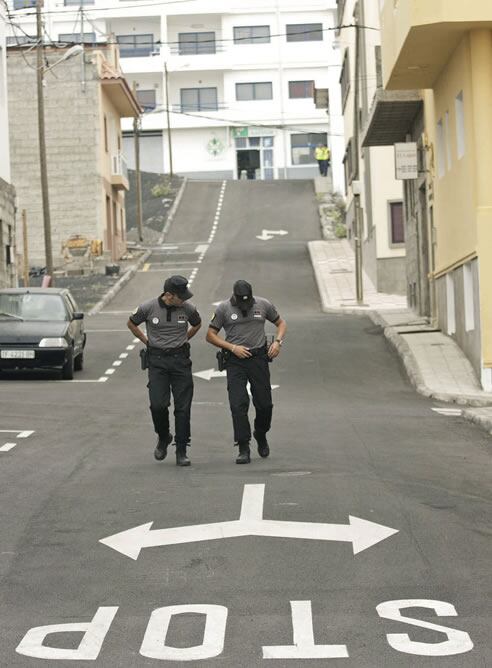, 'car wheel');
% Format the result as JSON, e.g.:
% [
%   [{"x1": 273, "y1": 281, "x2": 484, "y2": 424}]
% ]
[
  {"x1": 74, "y1": 352, "x2": 84, "y2": 371},
  {"x1": 62, "y1": 348, "x2": 74, "y2": 380}
]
